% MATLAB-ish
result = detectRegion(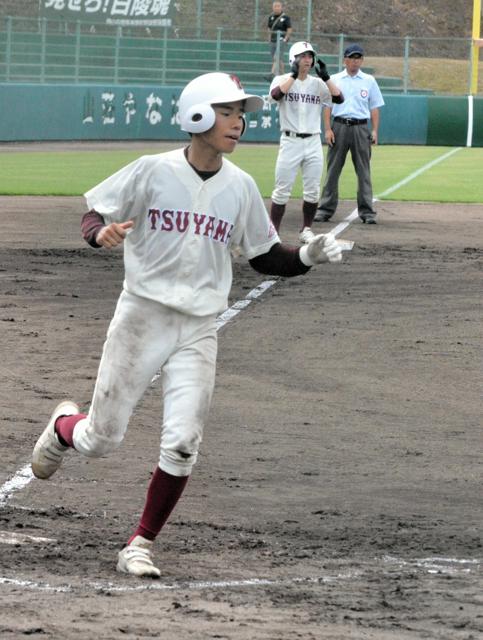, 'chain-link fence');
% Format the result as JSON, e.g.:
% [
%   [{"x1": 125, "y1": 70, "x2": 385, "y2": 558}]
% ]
[{"x1": 0, "y1": 15, "x2": 481, "y2": 94}]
